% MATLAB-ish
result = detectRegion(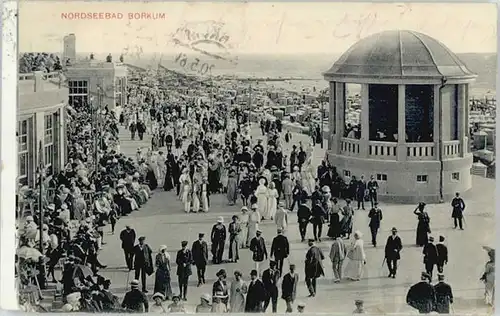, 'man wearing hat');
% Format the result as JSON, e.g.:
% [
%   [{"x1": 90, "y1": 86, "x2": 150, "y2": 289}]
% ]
[
  {"x1": 270, "y1": 228, "x2": 290, "y2": 275},
  {"x1": 436, "y1": 236, "x2": 448, "y2": 274},
  {"x1": 120, "y1": 225, "x2": 136, "y2": 270},
  {"x1": 368, "y1": 202, "x2": 383, "y2": 247},
  {"x1": 191, "y1": 233, "x2": 209, "y2": 286},
  {"x1": 406, "y1": 272, "x2": 436, "y2": 314},
  {"x1": 176, "y1": 241, "x2": 193, "y2": 301},
  {"x1": 245, "y1": 269, "x2": 267, "y2": 312},
  {"x1": 305, "y1": 239, "x2": 325, "y2": 297},
  {"x1": 121, "y1": 279, "x2": 149, "y2": 312},
  {"x1": 211, "y1": 217, "x2": 227, "y2": 264},
  {"x1": 262, "y1": 260, "x2": 281, "y2": 313},
  {"x1": 433, "y1": 274, "x2": 454, "y2": 314},
  {"x1": 297, "y1": 199, "x2": 311, "y2": 242},
  {"x1": 281, "y1": 264, "x2": 299, "y2": 312},
  {"x1": 274, "y1": 202, "x2": 289, "y2": 234},
  {"x1": 133, "y1": 236, "x2": 154, "y2": 293},
  {"x1": 384, "y1": 227, "x2": 403, "y2": 278},
  {"x1": 250, "y1": 229, "x2": 268, "y2": 274},
  {"x1": 451, "y1": 192, "x2": 466, "y2": 230},
  {"x1": 422, "y1": 236, "x2": 438, "y2": 280}
]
